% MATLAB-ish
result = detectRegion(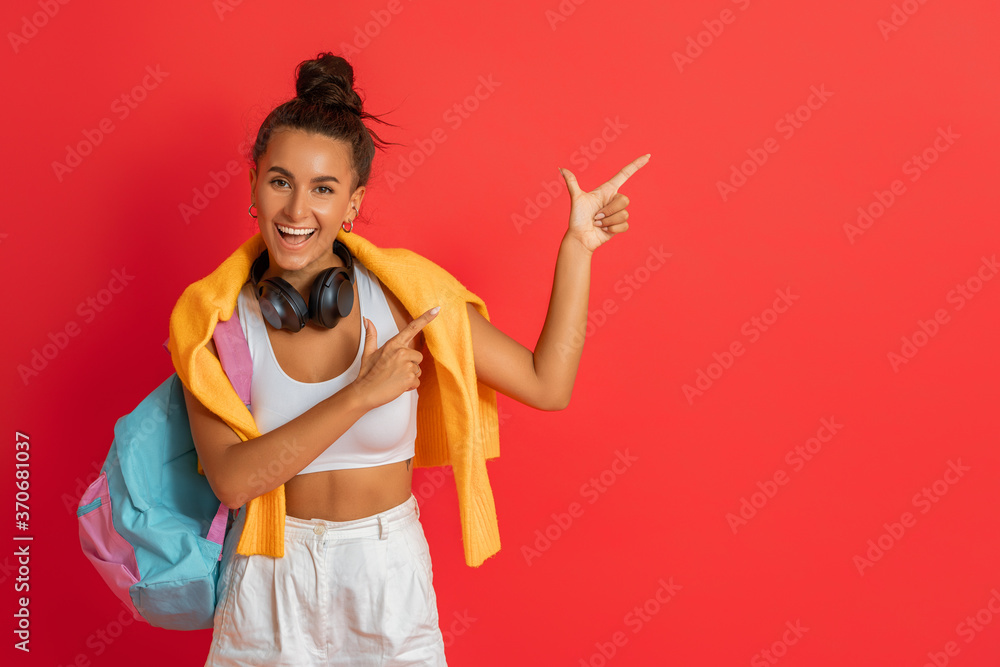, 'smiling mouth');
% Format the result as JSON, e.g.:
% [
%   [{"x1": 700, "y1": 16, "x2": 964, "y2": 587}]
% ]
[{"x1": 275, "y1": 223, "x2": 316, "y2": 245}]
